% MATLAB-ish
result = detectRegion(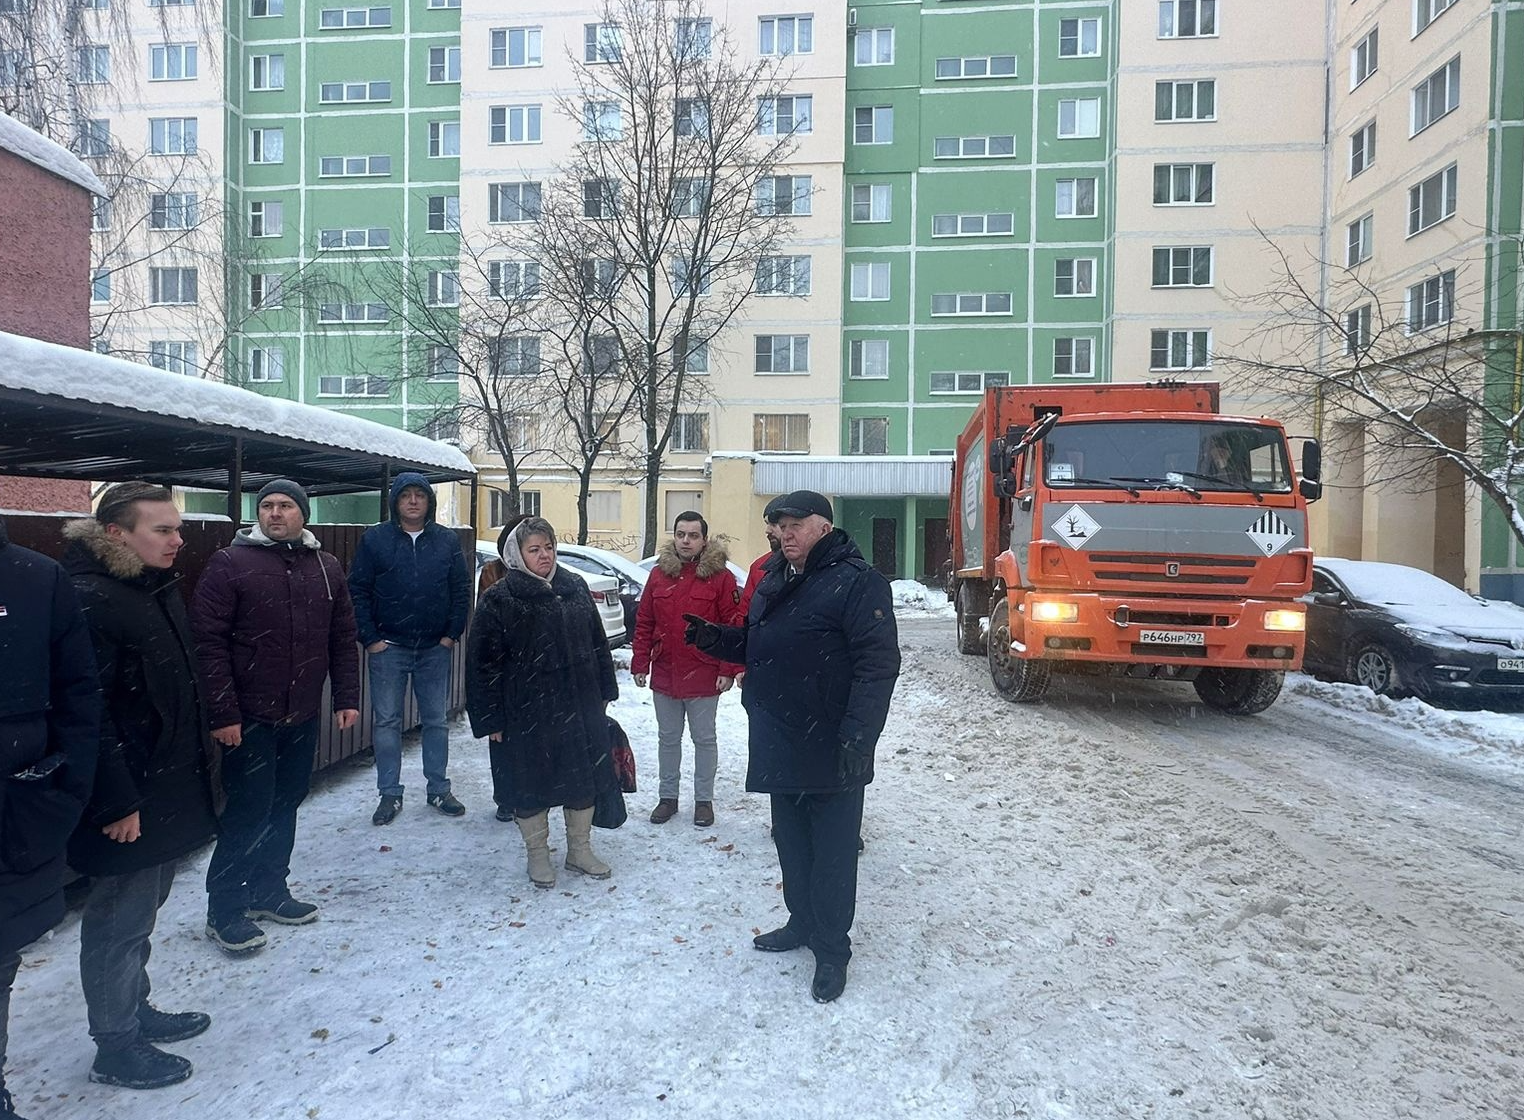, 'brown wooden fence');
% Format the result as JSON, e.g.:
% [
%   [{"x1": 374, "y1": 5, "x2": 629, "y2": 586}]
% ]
[{"x1": 5, "y1": 513, "x2": 473, "y2": 772}]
